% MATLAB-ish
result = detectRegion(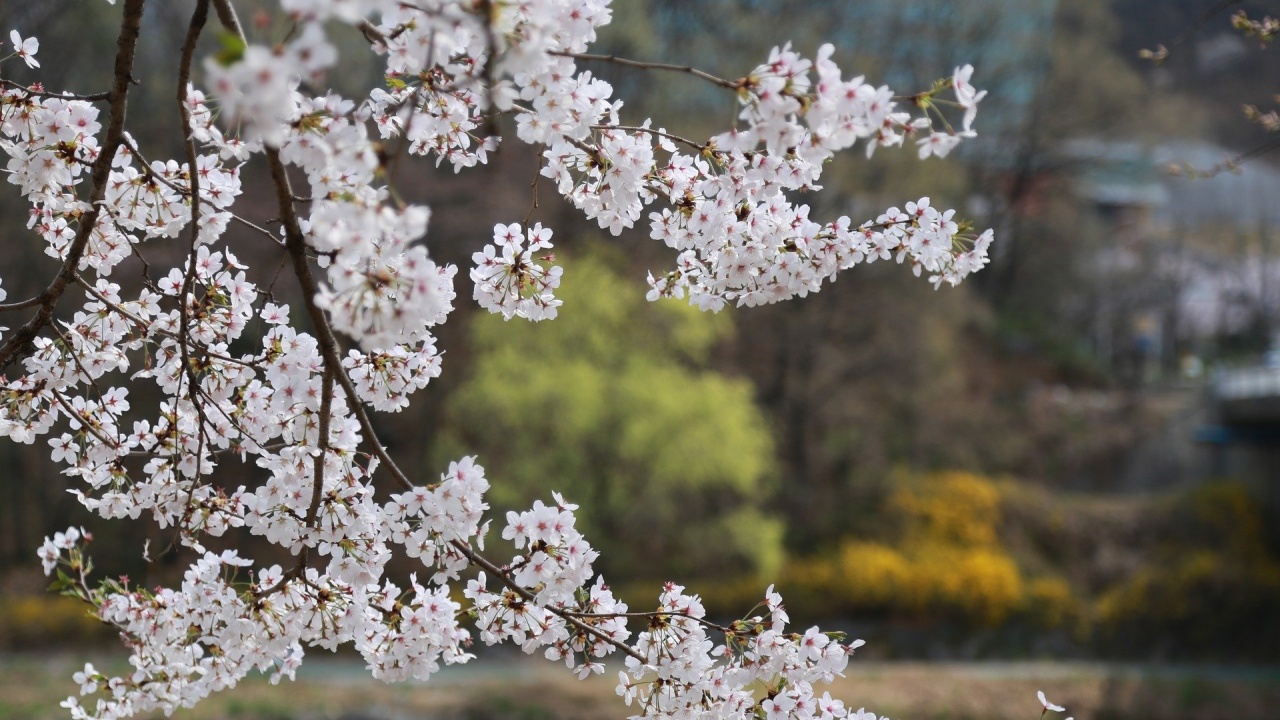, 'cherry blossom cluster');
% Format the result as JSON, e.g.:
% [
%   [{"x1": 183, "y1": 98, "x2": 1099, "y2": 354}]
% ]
[
  {"x1": 536, "y1": 47, "x2": 992, "y2": 309},
  {"x1": 499, "y1": 493, "x2": 599, "y2": 604},
  {"x1": 43, "y1": 481, "x2": 874, "y2": 720},
  {"x1": 471, "y1": 222, "x2": 564, "y2": 321},
  {"x1": 343, "y1": 339, "x2": 443, "y2": 412},
  {"x1": 37, "y1": 525, "x2": 86, "y2": 575},
  {"x1": 465, "y1": 493, "x2": 627, "y2": 677},
  {"x1": 366, "y1": 4, "x2": 501, "y2": 172},
  {"x1": 2, "y1": 90, "x2": 101, "y2": 217},
  {"x1": 384, "y1": 456, "x2": 491, "y2": 581},
  {"x1": 1, "y1": 1, "x2": 1000, "y2": 719},
  {"x1": 616, "y1": 583, "x2": 863, "y2": 720},
  {"x1": 4, "y1": 88, "x2": 242, "y2": 277}
]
